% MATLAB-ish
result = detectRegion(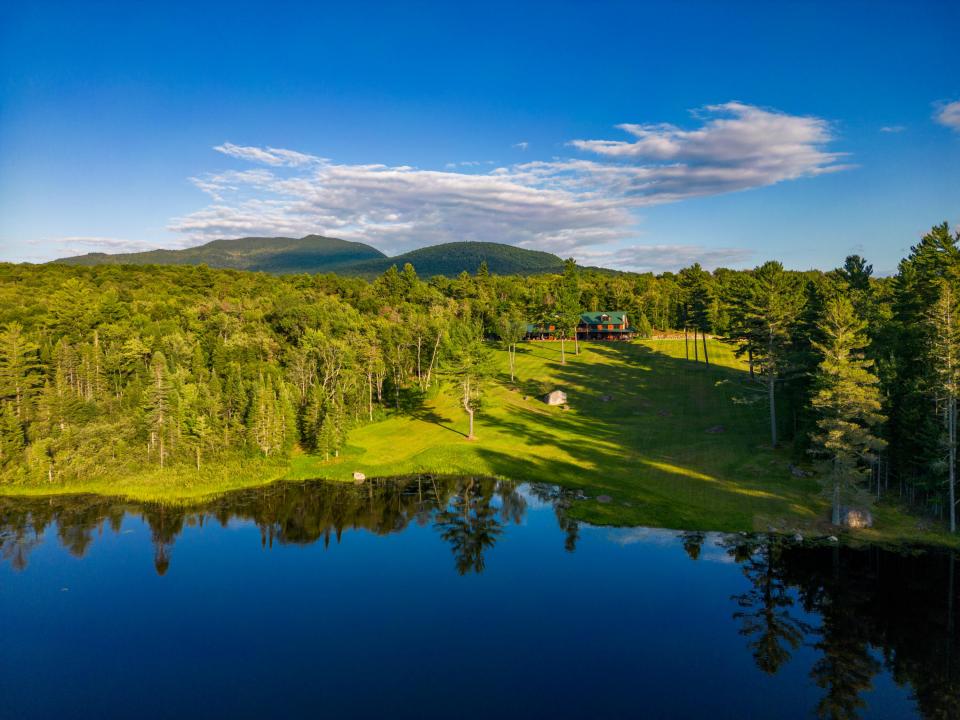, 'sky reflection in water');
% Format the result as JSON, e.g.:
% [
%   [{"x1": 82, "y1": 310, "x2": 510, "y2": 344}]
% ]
[{"x1": 1, "y1": 477, "x2": 957, "y2": 719}]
